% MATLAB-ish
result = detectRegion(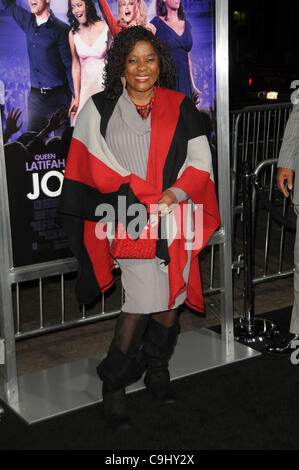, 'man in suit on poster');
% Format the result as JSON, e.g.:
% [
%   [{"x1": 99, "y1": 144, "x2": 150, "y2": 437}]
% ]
[
  {"x1": 267, "y1": 103, "x2": 299, "y2": 355},
  {"x1": 2, "y1": 0, "x2": 73, "y2": 135}
]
